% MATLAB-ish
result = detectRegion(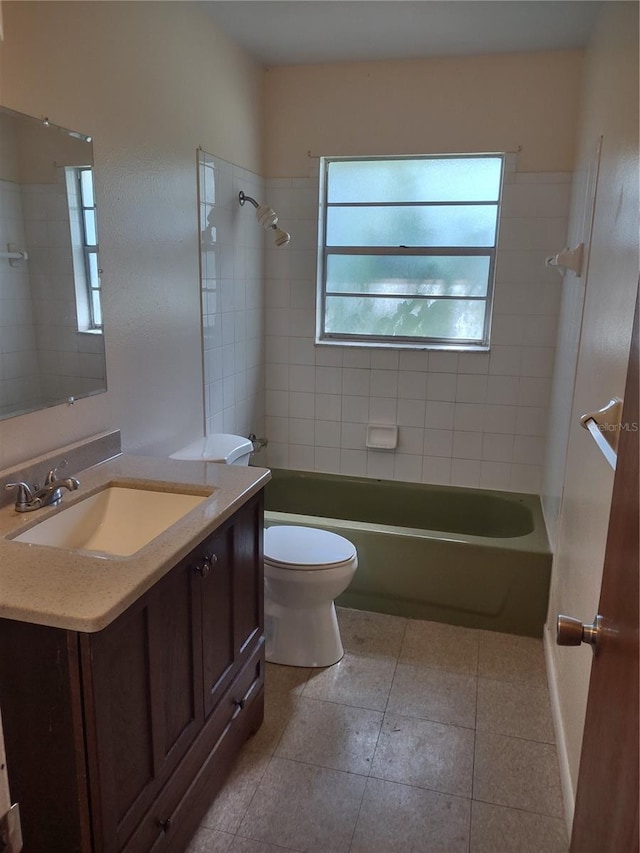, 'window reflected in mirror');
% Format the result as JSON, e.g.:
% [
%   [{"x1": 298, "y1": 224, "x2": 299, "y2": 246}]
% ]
[{"x1": 0, "y1": 105, "x2": 107, "y2": 420}]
